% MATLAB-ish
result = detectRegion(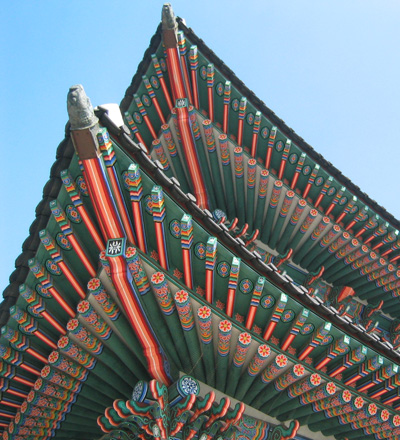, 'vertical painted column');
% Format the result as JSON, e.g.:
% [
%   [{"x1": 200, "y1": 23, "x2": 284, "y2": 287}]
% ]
[
  {"x1": 207, "y1": 64, "x2": 215, "y2": 122},
  {"x1": 180, "y1": 214, "x2": 194, "y2": 290},
  {"x1": 314, "y1": 176, "x2": 333, "y2": 208},
  {"x1": 153, "y1": 139, "x2": 175, "y2": 179},
  {"x1": 151, "y1": 186, "x2": 169, "y2": 271},
  {"x1": 177, "y1": 31, "x2": 193, "y2": 105},
  {"x1": 246, "y1": 159, "x2": 257, "y2": 232},
  {"x1": 123, "y1": 163, "x2": 147, "y2": 253},
  {"x1": 97, "y1": 128, "x2": 135, "y2": 245},
  {"x1": 133, "y1": 94, "x2": 157, "y2": 140},
  {"x1": 278, "y1": 140, "x2": 291, "y2": 180},
  {"x1": 189, "y1": 46, "x2": 200, "y2": 109},
  {"x1": 223, "y1": 81, "x2": 231, "y2": 134},
  {"x1": 251, "y1": 111, "x2": 261, "y2": 158},
  {"x1": 254, "y1": 170, "x2": 270, "y2": 231},
  {"x1": 237, "y1": 97, "x2": 247, "y2": 146},
  {"x1": 205, "y1": 237, "x2": 217, "y2": 304},
  {"x1": 218, "y1": 134, "x2": 236, "y2": 220},
  {"x1": 225, "y1": 332, "x2": 252, "y2": 396},
  {"x1": 234, "y1": 147, "x2": 246, "y2": 226},
  {"x1": 281, "y1": 308, "x2": 309, "y2": 351},
  {"x1": 226, "y1": 257, "x2": 241, "y2": 317},
  {"x1": 263, "y1": 293, "x2": 287, "y2": 341},
  {"x1": 264, "y1": 127, "x2": 277, "y2": 169},
  {"x1": 302, "y1": 164, "x2": 320, "y2": 199},
  {"x1": 276, "y1": 199, "x2": 307, "y2": 254},
  {"x1": 269, "y1": 189, "x2": 295, "y2": 250},
  {"x1": 245, "y1": 277, "x2": 265, "y2": 330}
]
